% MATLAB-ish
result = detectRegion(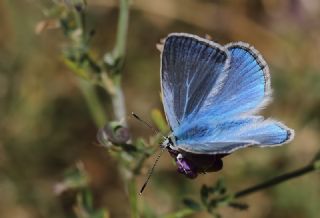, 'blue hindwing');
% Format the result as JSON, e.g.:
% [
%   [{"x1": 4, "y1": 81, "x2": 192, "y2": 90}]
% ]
[{"x1": 175, "y1": 116, "x2": 294, "y2": 154}]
